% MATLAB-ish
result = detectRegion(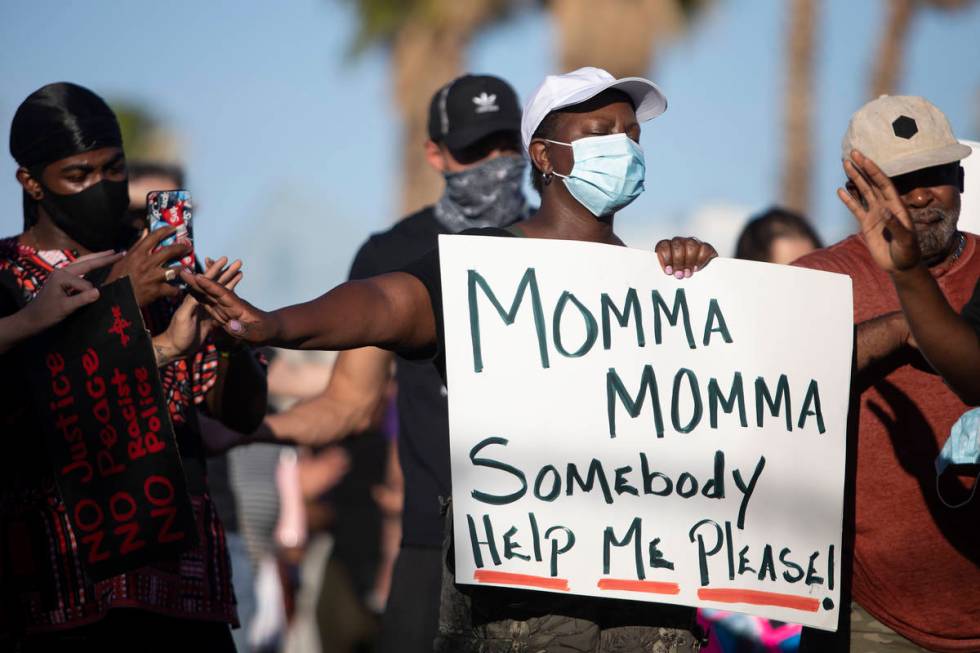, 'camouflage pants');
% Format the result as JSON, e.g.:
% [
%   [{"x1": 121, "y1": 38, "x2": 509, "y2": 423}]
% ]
[
  {"x1": 848, "y1": 603, "x2": 931, "y2": 653},
  {"x1": 435, "y1": 500, "x2": 703, "y2": 653}
]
